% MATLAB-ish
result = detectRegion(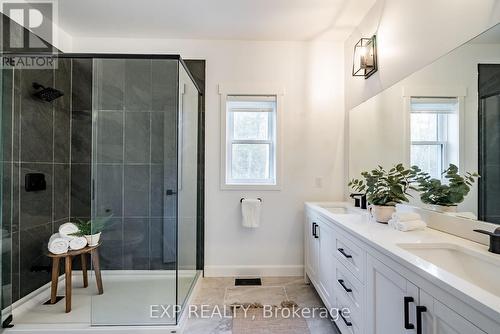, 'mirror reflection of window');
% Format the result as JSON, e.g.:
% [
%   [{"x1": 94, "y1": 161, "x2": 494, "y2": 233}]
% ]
[{"x1": 410, "y1": 97, "x2": 459, "y2": 180}]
